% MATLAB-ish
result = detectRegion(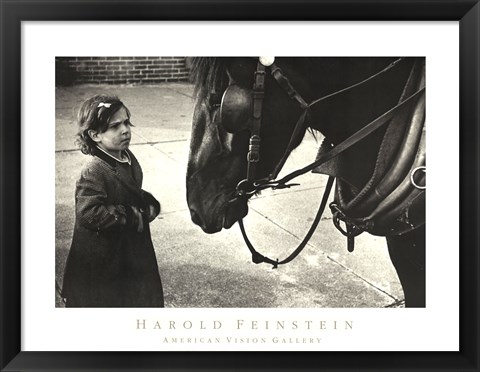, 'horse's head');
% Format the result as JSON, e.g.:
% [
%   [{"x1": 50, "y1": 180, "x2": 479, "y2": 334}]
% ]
[
  {"x1": 186, "y1": 58, "x2": 314, "y2": 233},
  {"x1": 186, "y1": 57, "x2": 414, "y2": 233}
]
